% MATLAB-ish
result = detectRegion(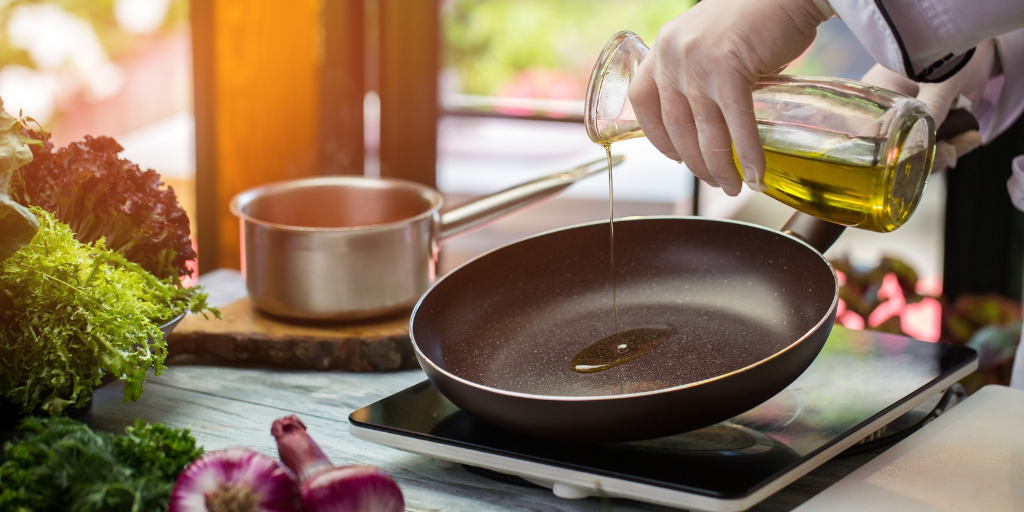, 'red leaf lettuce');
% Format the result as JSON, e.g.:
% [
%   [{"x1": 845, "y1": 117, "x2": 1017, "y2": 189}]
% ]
[{"x1": 12, "y1": 130, "x2": 196, "y2": 279}]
